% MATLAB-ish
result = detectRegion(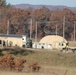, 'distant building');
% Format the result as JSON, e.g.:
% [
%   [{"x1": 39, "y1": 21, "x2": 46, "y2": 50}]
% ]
[
  {"x1": 33, "y1": 35, "x2": 67, "y2": 50},
  {"x1": 0, "y1": 34, "x2": 26, "y2": 47}
]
